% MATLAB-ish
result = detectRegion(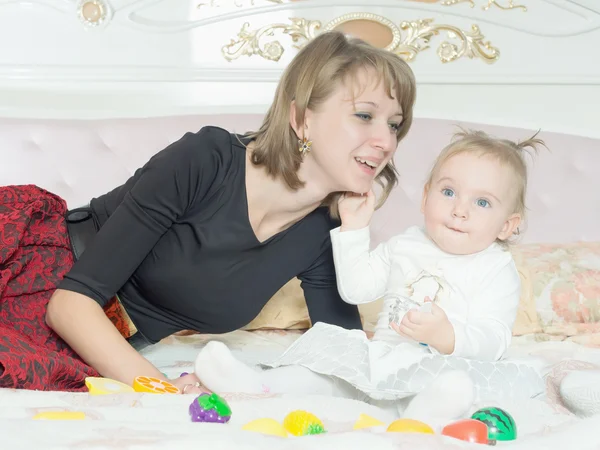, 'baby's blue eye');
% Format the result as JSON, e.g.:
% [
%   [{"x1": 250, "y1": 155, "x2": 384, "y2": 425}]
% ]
[
  {"x1": 442, "y1": 188, "x2": 454, "y2": 197},
  {"x1": 477, "y1": 199, "x2": 490, "y2": 208}
]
